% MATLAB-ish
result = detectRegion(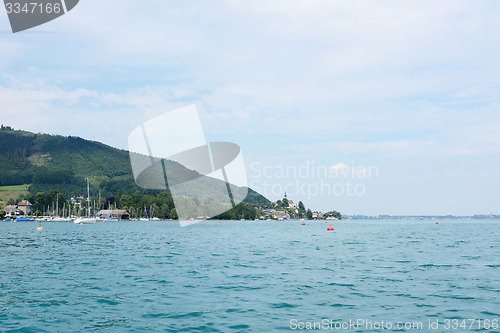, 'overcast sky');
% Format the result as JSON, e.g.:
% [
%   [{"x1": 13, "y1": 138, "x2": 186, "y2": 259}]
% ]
[{"x1": 1, "y1": 1, "x2": 500, "y2": 215}]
